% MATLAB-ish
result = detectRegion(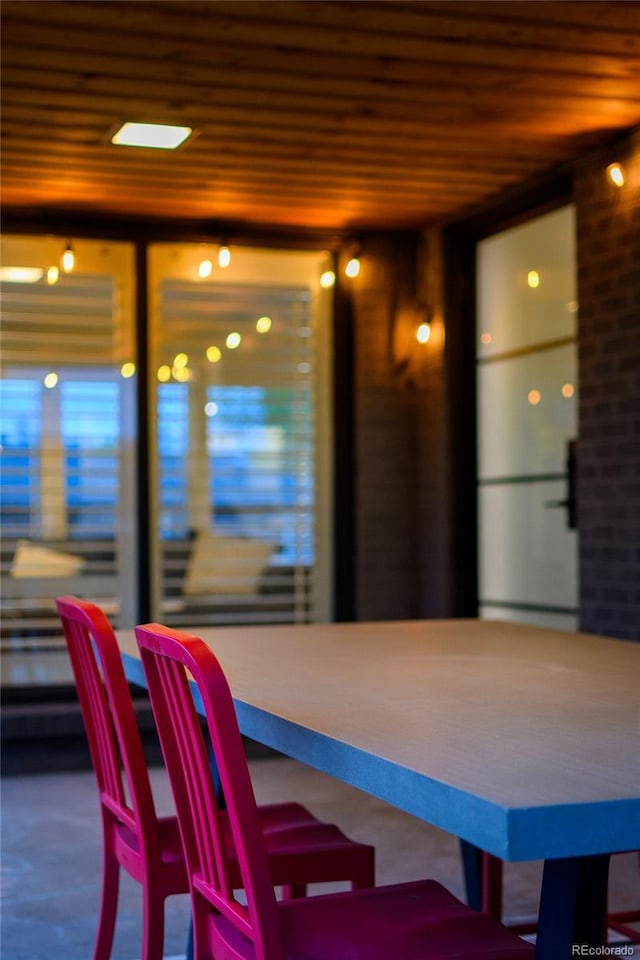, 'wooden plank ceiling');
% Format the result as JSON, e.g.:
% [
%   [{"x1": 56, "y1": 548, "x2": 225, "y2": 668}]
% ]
[{"x1": 2, "y1": 0, "x2": 639, "y2": 231}]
